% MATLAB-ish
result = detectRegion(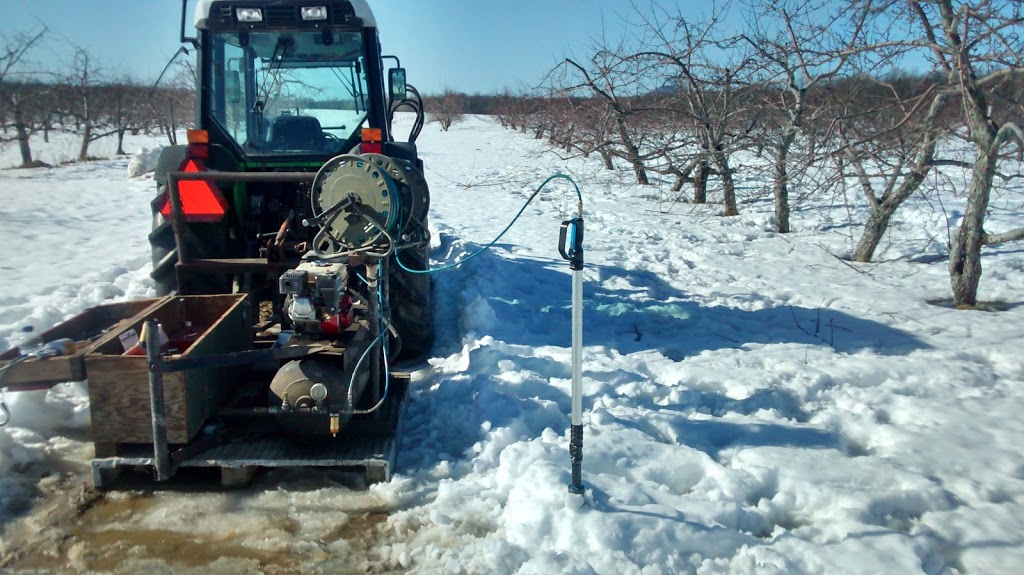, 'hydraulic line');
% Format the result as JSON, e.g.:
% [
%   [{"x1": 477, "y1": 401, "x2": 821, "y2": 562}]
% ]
[
  {"x1": 388, "y1": 85, "x2": 424, "y2": 143},
  {"x1": 347, "y1": 265, "x2": 391, "y2": 415}
]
